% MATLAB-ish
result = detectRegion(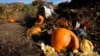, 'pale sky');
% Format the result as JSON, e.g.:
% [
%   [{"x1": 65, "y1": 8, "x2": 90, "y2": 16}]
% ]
[{"x1": 0, "y1": 0, "x2": 71, "y2": 4}]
